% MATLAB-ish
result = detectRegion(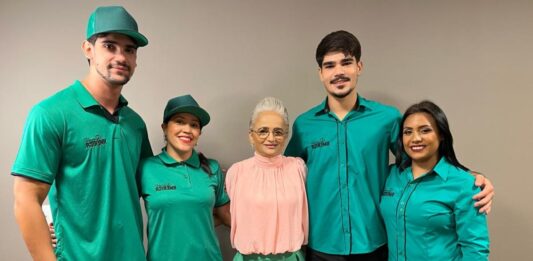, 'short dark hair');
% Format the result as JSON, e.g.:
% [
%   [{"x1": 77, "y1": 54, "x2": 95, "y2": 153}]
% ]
[
  {"x1": 87, "y1": 33, "x2": 108, "y2": 45},
  {"x1": 86, "y1": 33, "x2": 109, "y2": 65},
  {"x1": 315, "y1": 30, "x2": 362, "y2": 68},
  {"x1": 395, "y1": 100, "x2": 469, "y2": 172}
]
